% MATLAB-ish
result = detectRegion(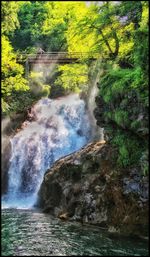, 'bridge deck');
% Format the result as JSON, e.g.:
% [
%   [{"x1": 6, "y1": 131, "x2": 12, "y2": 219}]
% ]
[{"x1": 17, "y1": 52, "x2": 100, "y2": 64}]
